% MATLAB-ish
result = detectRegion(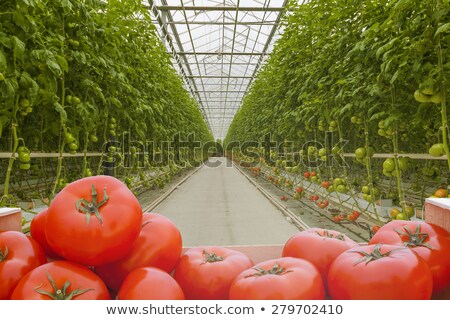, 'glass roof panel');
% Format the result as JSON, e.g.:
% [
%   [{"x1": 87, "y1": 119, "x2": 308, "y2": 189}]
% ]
[{"x1": 148, "y1": 0, "x2": 288, "y2": 139}]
